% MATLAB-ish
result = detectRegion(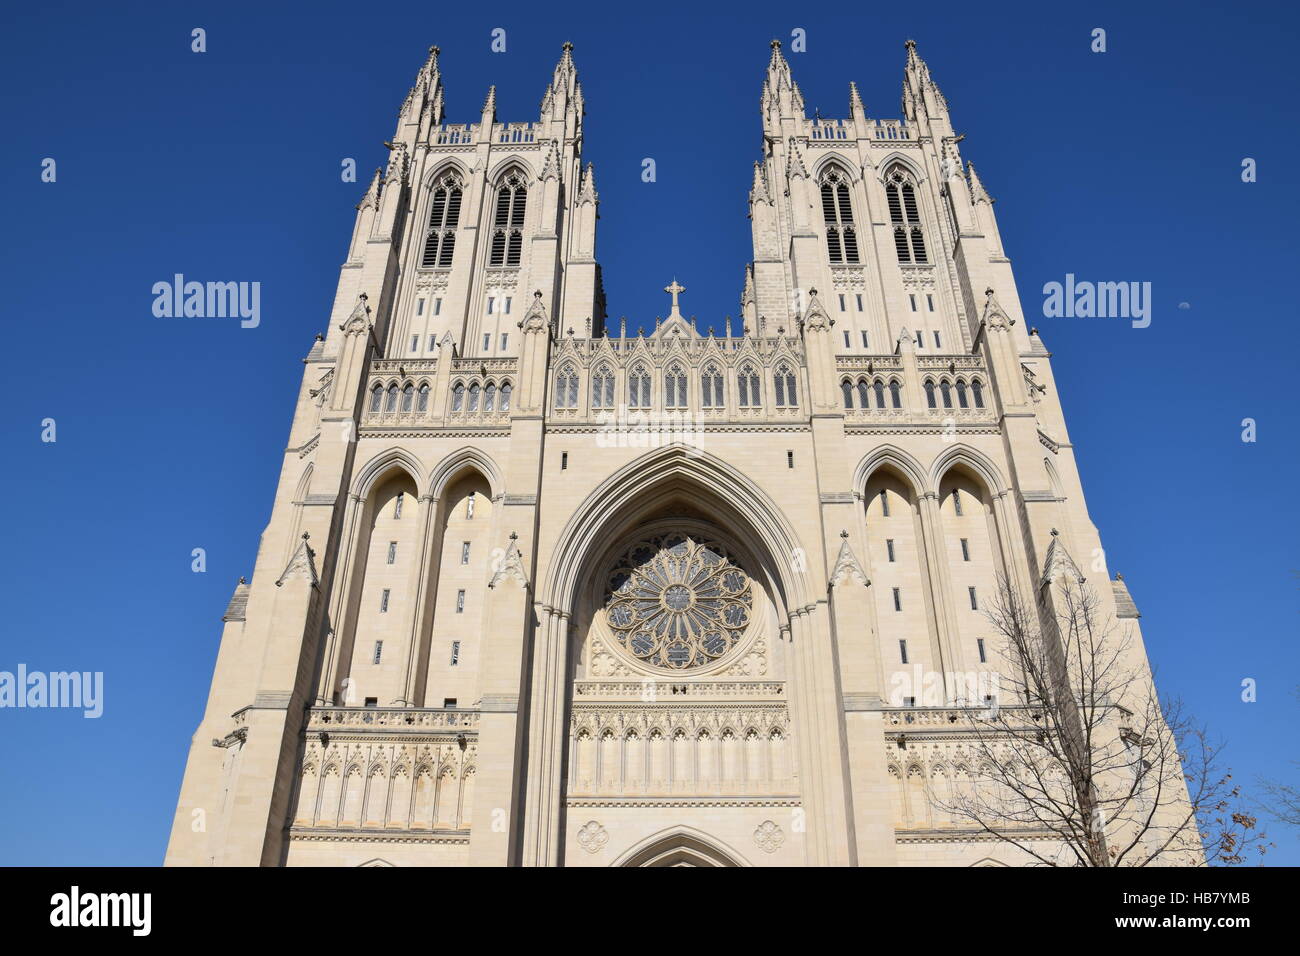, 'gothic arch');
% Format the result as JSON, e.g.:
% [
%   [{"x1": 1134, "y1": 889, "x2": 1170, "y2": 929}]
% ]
[
  {"x1": 485, "y1": 155, "x2": 537, "y2": 185},
  {"x1": 874, "y1": 152, "x2": 927, "y2": 186},
  {"x1": 929, "y1": 444, "x2": 1008, "y2": 497},
  {"x1": 426, "y1": 446, "x2": 504, "y2": 501},
  {"x1": 853, "y1": 444, "x2": 930, "y2": 499},
  {"x1": 420, "y1": 157, "x2": 470, "y2": 191},
  {"x1": 541, "y1": 444, "x2": 815, "y2": 618},
  {"x1": 350, "y1": 447, "x2": 426, "y2": 501},
  {"x1": 612, "y1": 826, "x2": 751, "y2": 867},
  {"x1": 812, "y1": 155, "x2": 861, "y2": 184}
]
